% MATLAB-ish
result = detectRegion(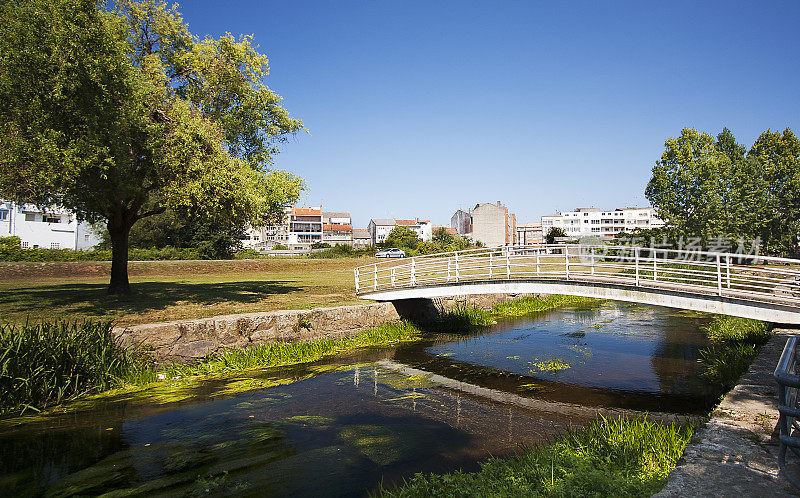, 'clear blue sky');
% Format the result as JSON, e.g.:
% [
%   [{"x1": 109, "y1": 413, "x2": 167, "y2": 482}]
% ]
[{"x1": 178, "y1": 0, "x2": 799, "y2": 229}]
